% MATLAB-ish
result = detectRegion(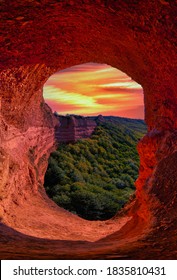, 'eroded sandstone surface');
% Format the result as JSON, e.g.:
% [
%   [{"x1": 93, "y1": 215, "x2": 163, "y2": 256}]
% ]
[
  {"x1": 54, "y1": 114, "x2": 97, "y2": 143},
  {"x1": 0, "y1": 0, "x2": 177, "y2": 259}
]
